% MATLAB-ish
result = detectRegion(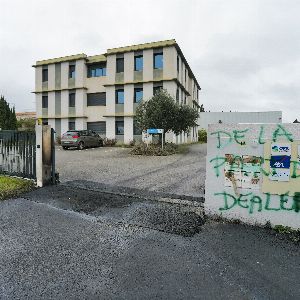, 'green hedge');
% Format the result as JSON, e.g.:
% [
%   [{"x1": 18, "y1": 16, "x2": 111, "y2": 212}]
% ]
[{"x1": 198, "y1": 129, "x2": 207, "y2": 143}]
